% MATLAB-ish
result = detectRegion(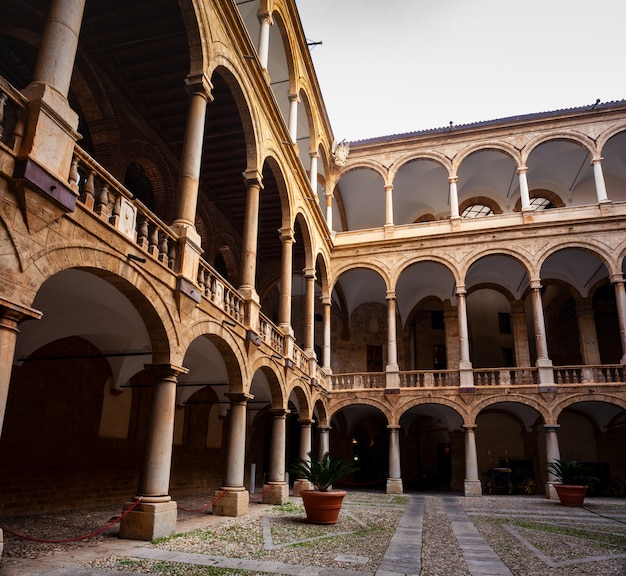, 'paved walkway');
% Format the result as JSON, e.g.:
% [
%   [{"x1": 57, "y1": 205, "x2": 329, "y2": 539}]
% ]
[{"x1": 1, "y1": 495, "x2": 624, "y2": 575}]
